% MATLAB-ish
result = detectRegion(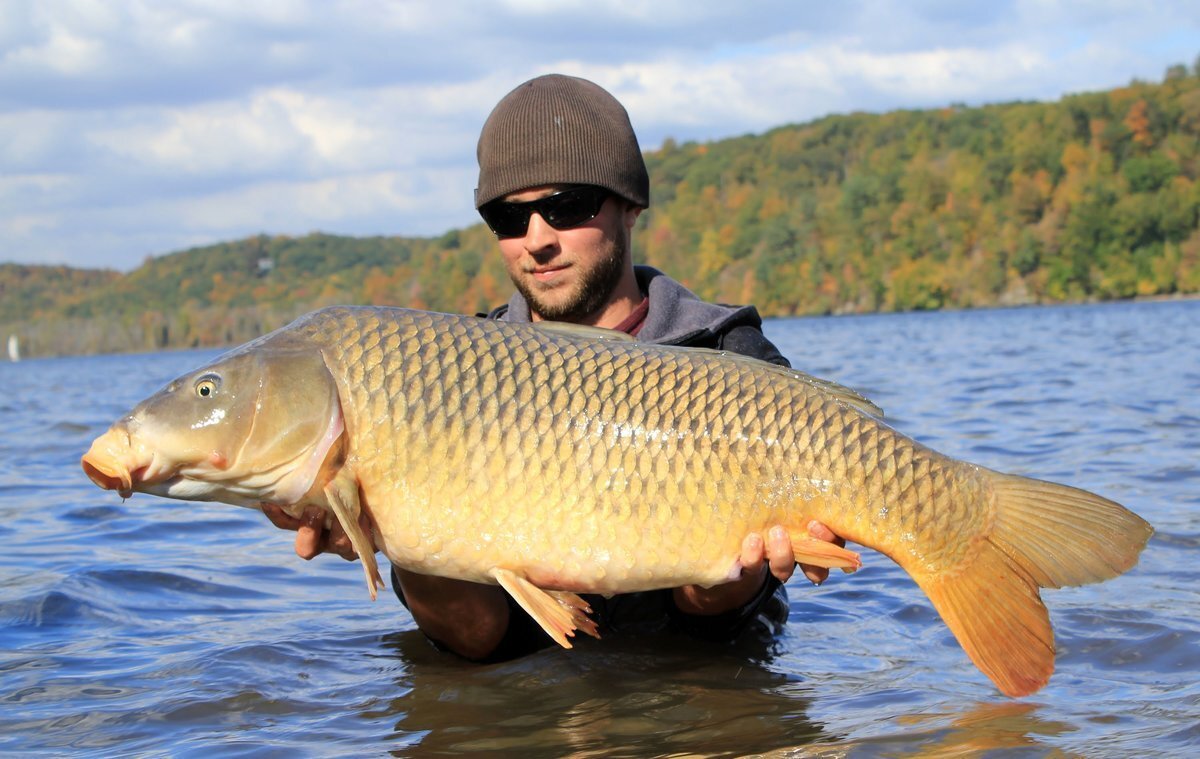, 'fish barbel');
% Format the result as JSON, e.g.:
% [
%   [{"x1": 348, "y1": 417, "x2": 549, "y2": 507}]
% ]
[{"x1": 81, "y1": 306, "x2": 1152, "y2": 696}]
